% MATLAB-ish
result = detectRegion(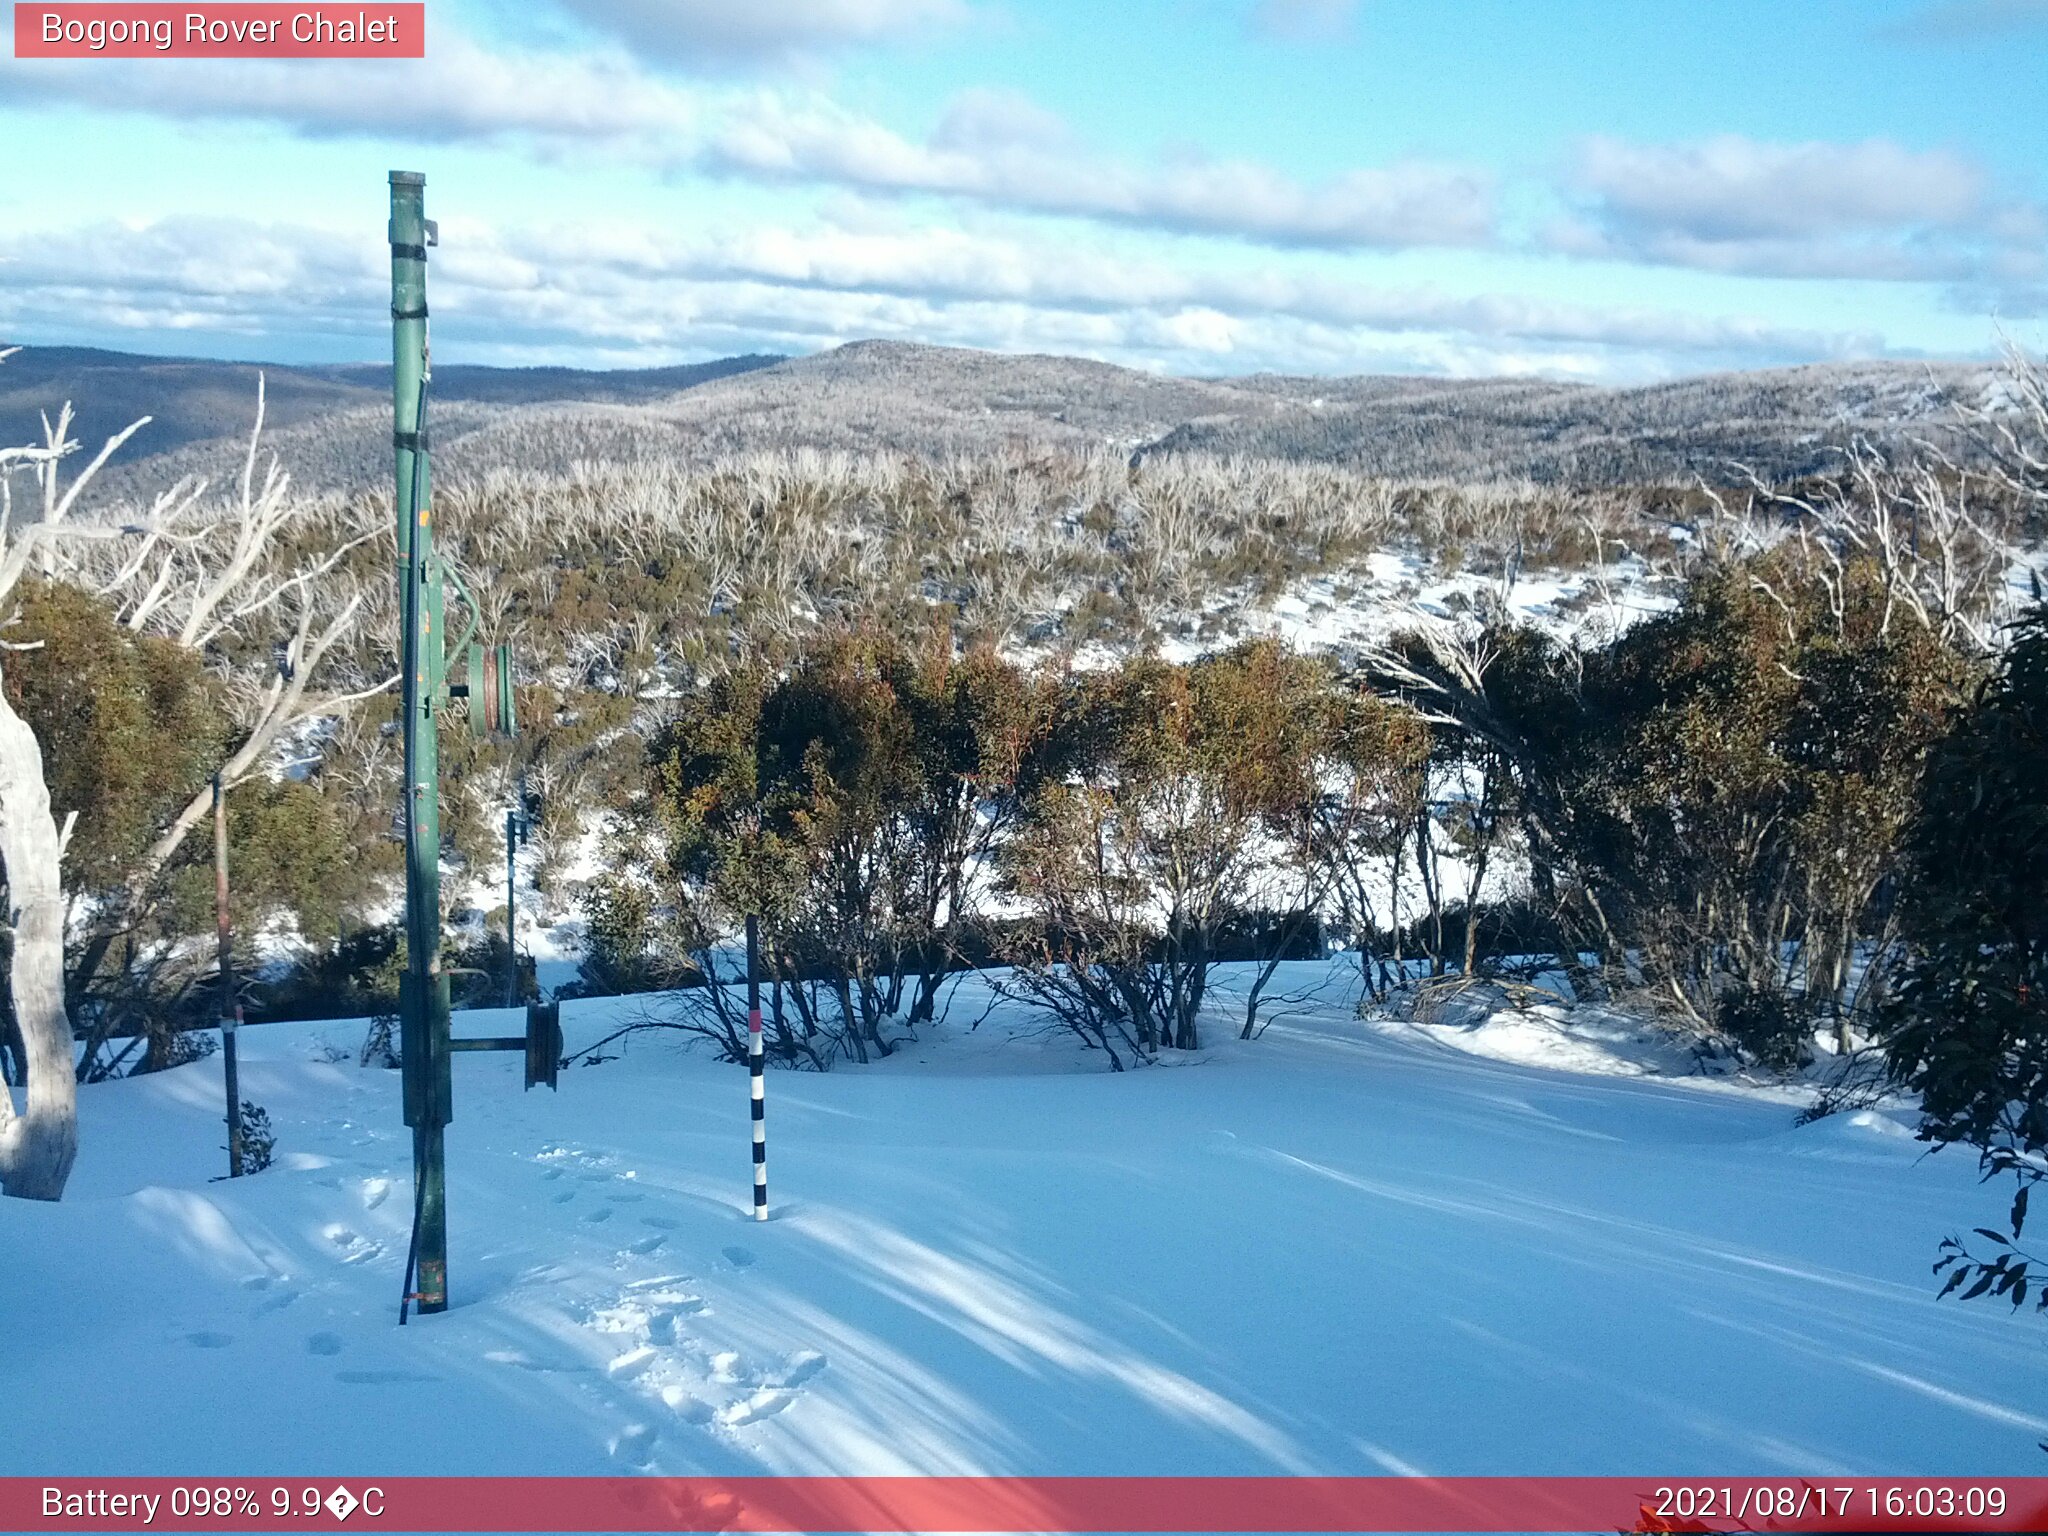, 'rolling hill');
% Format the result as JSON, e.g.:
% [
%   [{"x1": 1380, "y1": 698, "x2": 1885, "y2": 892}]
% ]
[{"x1": 1, "y1": 338, "x2": 2000, "y2": 499}]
